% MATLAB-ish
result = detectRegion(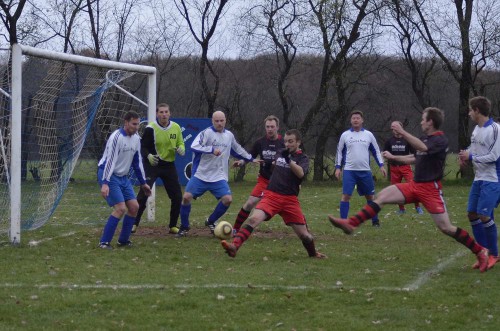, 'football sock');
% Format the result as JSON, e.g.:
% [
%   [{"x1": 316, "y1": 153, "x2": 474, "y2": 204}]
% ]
[
  {"x1": 398, "y1": 205, "x2": 405, "y2": 211},
  {"x1": 233, "y1": 224, "x2": 254, "y2": 249},
  {"x1": 180, "y1": 203, "x2": 191, "y2": 229},
  {"x1": 234, "y1": 208, "x2": 250, "y2": 231},
  {"x1": 469, "y1": 218, "x2": 487, "y2": 247},
  {"x1": 453, "y1": 227, "x2": 483, "y2": 254},
  {"x1": 484, "y1": 219, "x2": 498, "y2": 256},
  {"x1": 118, "y1": 214, "x2": 135, "y2": 243},
  {"x1": 100, "y1": 215, "x2": 120, "y2": 243},
  {"x1": 301, "y1": 236, "x2": 317, "y2": 257},
  {"x1": 348, "y1": 200, "x2": 381, "y2": 227},
  {"x1": 208, "y1": 201, "x2": 229, "y2": 224},
  {"x1": 340, "y1": 201, "x2": 350, "y2": 218}
]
